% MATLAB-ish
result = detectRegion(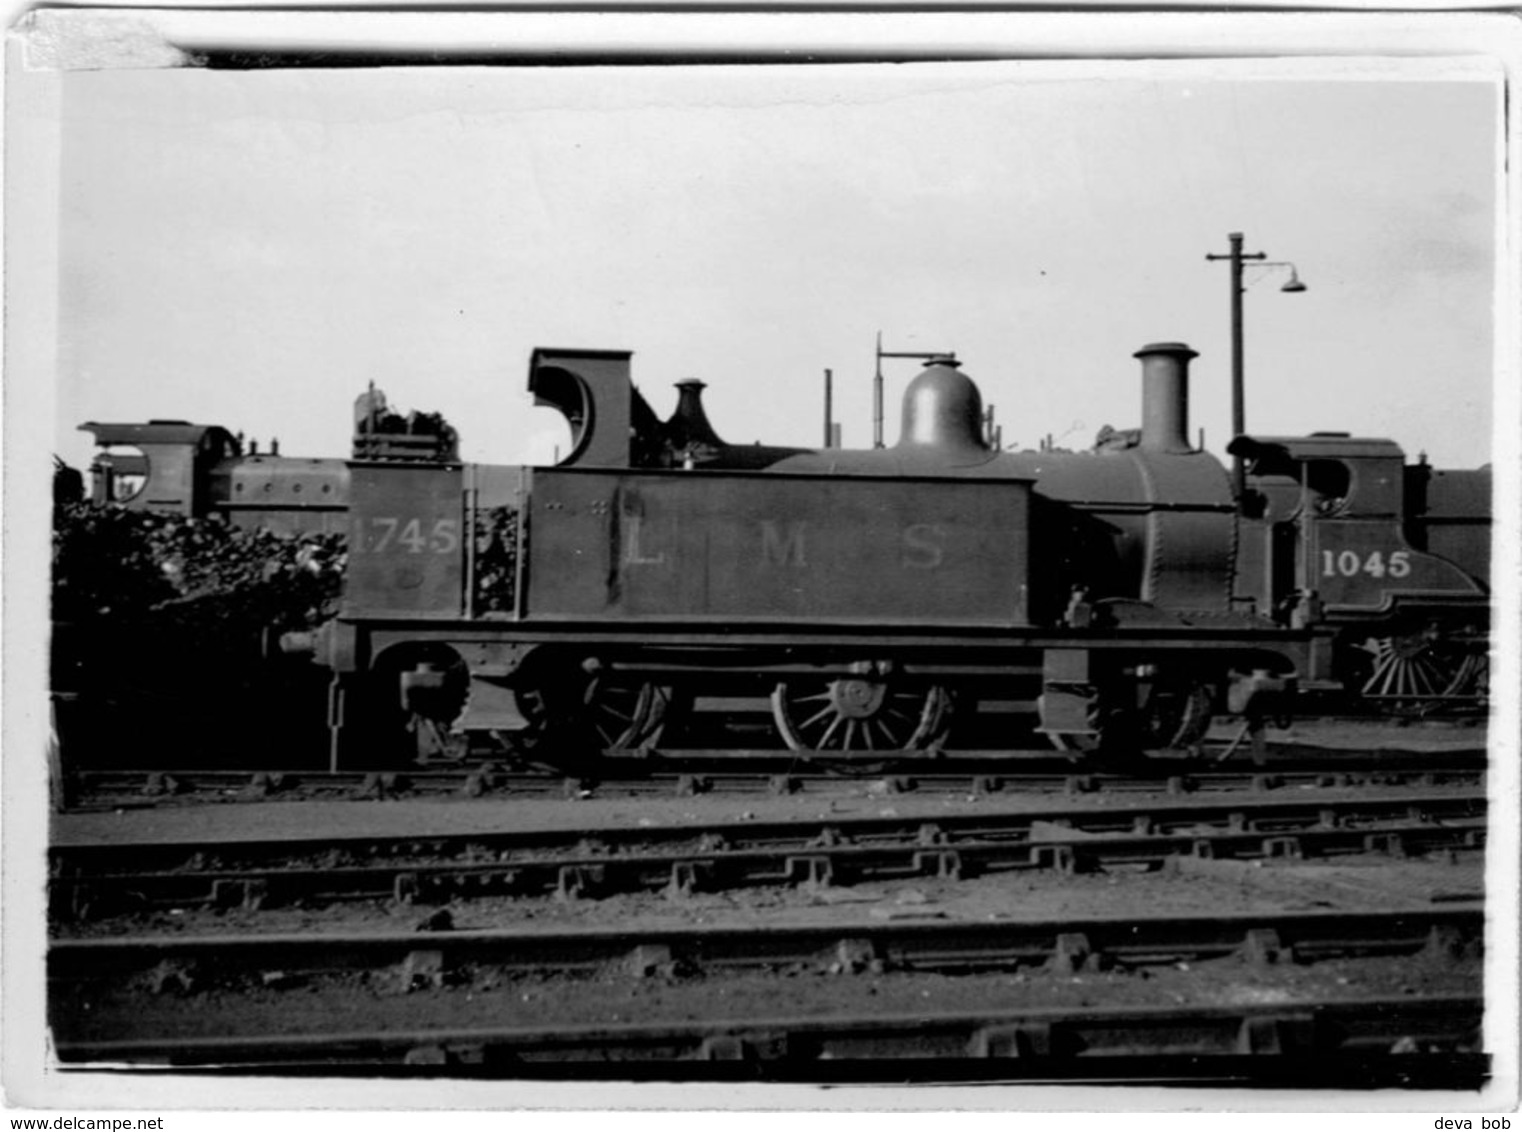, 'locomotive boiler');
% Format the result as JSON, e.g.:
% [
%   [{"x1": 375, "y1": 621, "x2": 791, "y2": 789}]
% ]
[{"x1": 71, "y1": 339, "x2": 1490, "y2": 769}]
